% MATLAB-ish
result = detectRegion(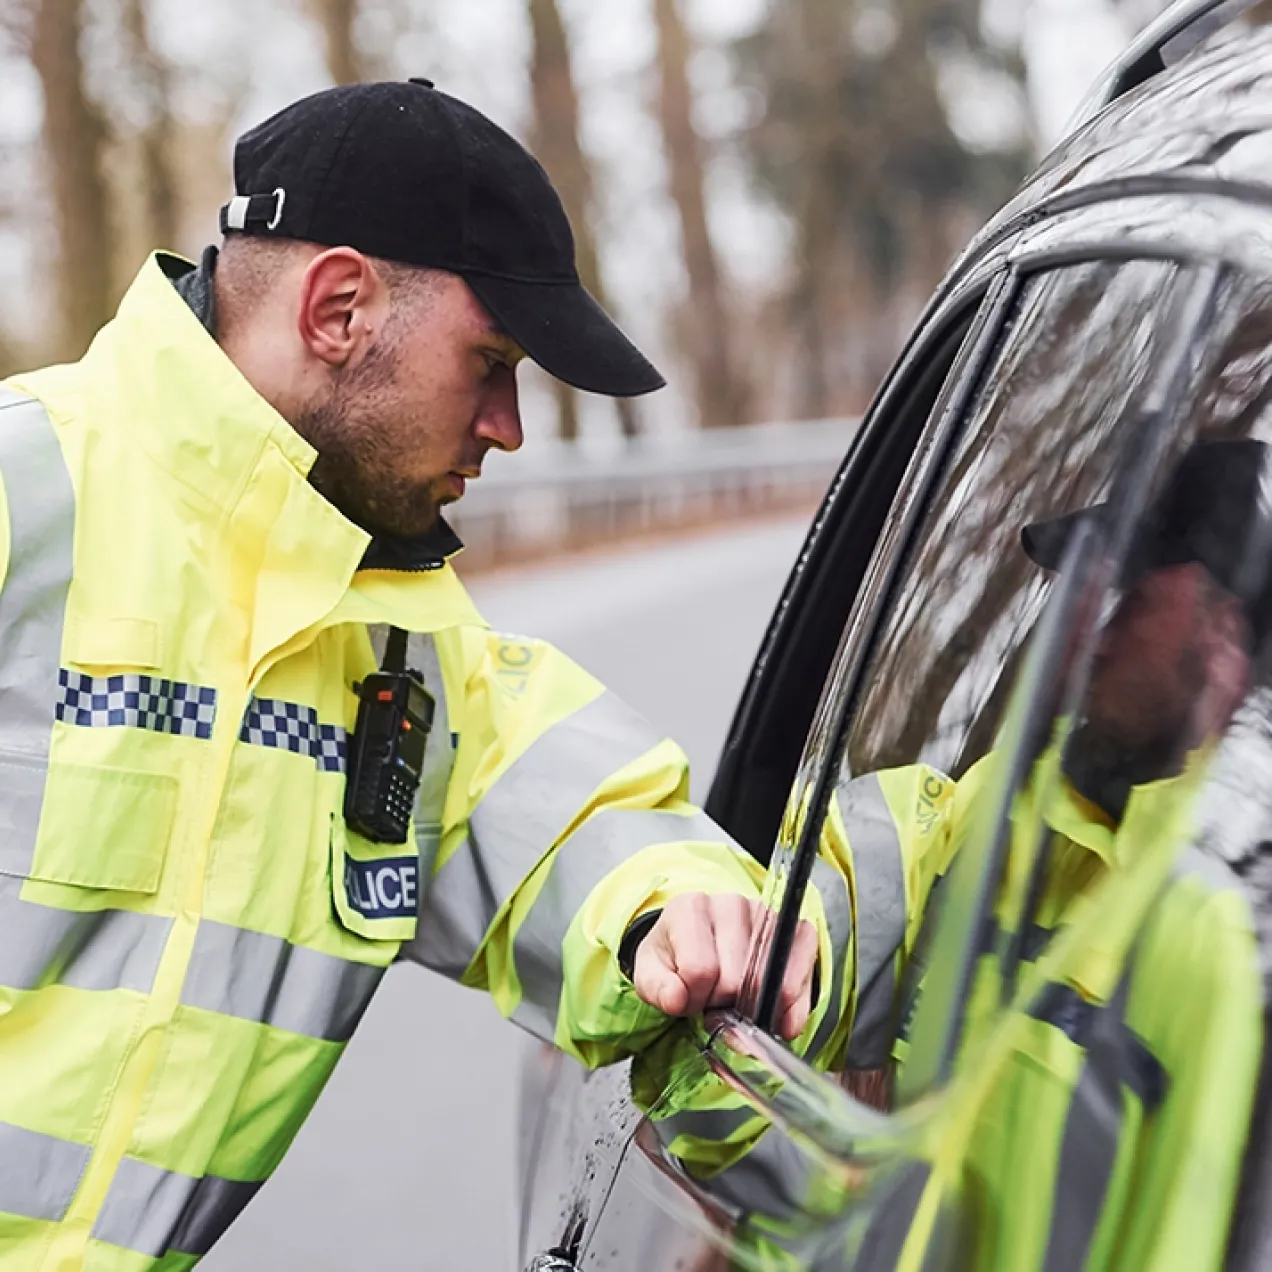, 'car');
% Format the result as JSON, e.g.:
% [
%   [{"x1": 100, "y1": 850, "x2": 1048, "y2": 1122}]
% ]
[{"x1": 517, "y1": 3, "x2": 1272, "y2": 1268}]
